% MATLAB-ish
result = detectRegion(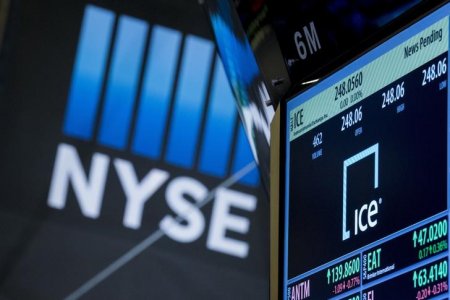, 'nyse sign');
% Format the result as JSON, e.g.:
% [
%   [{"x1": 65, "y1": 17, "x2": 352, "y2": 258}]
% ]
[
  {"x1": 48, "y1": 144, "x2": 257, "y2": 258},
  {"x1": 47, "y1": 5, "x2": 261, "y2": 260}
]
